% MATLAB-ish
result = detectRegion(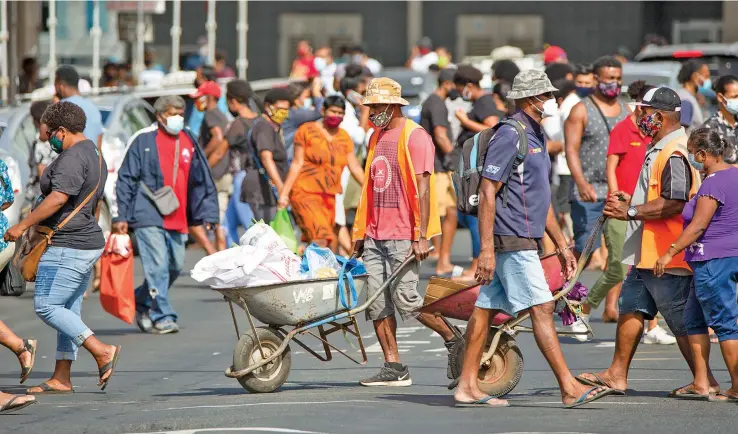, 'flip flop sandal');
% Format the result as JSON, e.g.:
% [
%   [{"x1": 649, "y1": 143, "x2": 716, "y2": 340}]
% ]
[
  {"x1": 0, "y1": 395, "x2": 36, "y2": 414},
  {"x1": 710, "y1": 392, "x2": 738, "y2": 402},
  {"x1": 28, "y1": 382, "x2": 74, "y2": 395},
  {"x1": 439, "y1": 266, "x2": 464, "y2": 279},
  {"x1": 668, "y1": 384, "x2": 720, "y2": 398},
  {"x1": 455, "y1": 395, "x2": 510, "y2": 408},
  {"x1": 575, "y1": 373, "x2": 626, "y2": 395},
  {"x1": 670, "y1": 385, "x2": 711, "y2": 401},
  {"x1": 565, "y1": 387, "x2": 615, "y2": 409},
  {"x1": 98, "y1": 345, "x2": 122, "y2": 391},
  {"x1": 14, "y1": 339, "x2": 37, "y2": 385}
]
